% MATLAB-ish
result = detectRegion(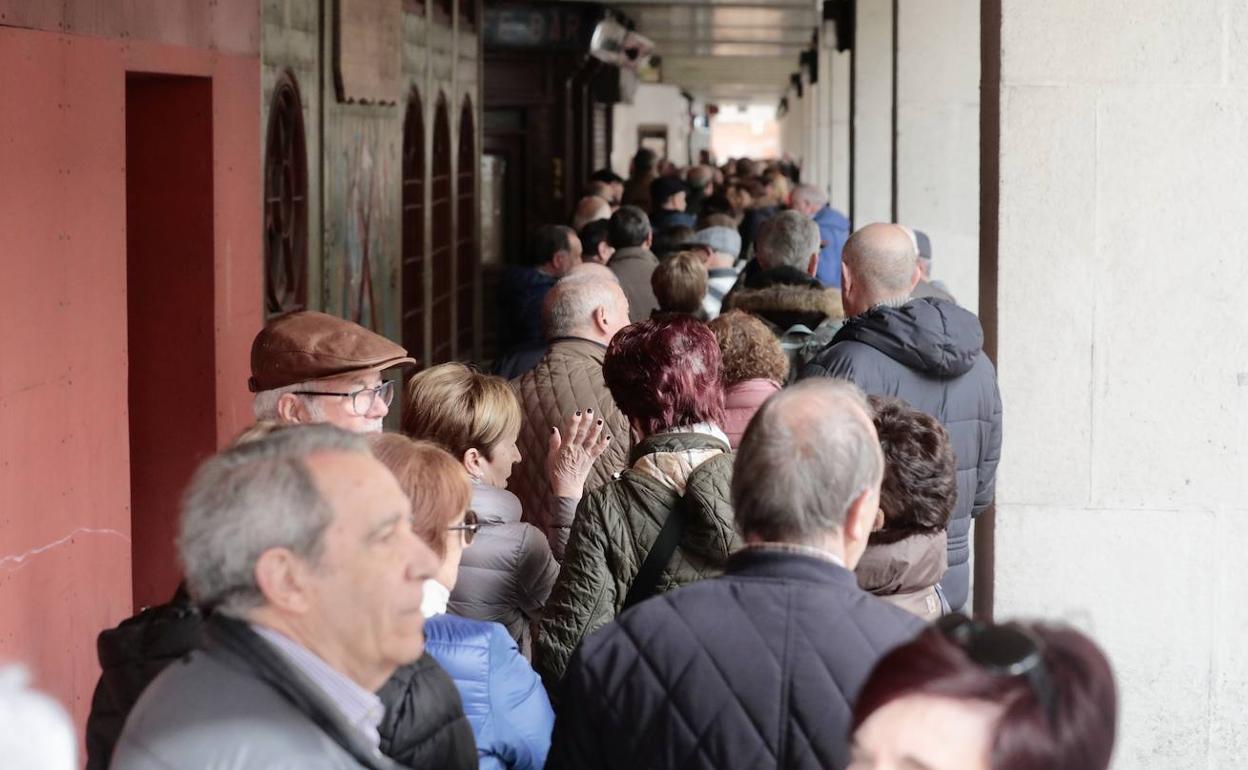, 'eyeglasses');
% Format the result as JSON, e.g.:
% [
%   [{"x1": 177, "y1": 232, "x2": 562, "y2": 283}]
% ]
[
  {"x1": 447, "y1": 509, "x2": 481, "y2": 546},
  {"x1": 291, "y1": 381, "x2": 394, "y2": 416},
  {"x1": 937, "y1": 613, "x2": 1056, "y2": 722}
]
